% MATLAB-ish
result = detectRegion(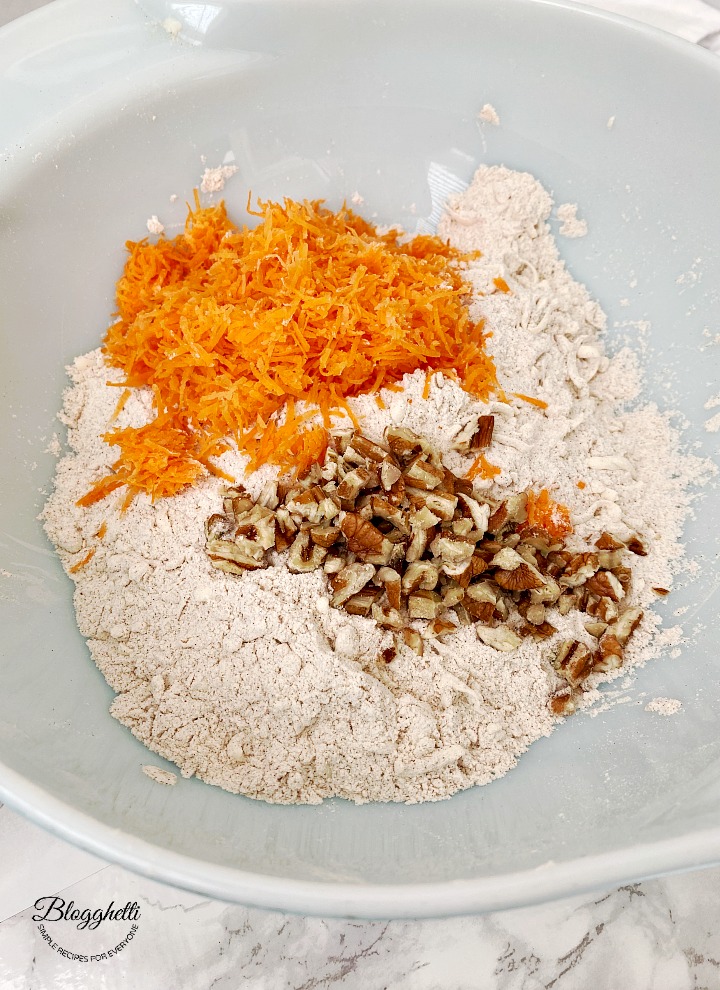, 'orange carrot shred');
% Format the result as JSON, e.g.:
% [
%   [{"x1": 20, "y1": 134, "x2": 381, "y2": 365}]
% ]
[
  {"x1": 95, "y1": 521, "x2": 107, "y2": 539},
  {"x1": 576, "y1": 481, "x2": 586, "y2": 490},
  {"x1": 109, "y1": 388, "x2": 132, "y2": 423},
  {"x1": 69, "y1": 548, "x2": 95, "y2": 573},
  {"x1": 493, "y1": 276, "x2": 510, "y2": 293},
  {"x1": 521, "y1": 488, "x2": 573, "y2": 540},
  {"x1": 422, "y1": 370, "x2": 433, "y2": 400},
  {"x1": 513, "y1": 392, "x2": 548, "y2": 410},
  {"x1": 466, "y1": 452, "x2": 501, "y2": 481},
  {"x1": 375, "y1": 395, "x2": 386, "y2": 410}
]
